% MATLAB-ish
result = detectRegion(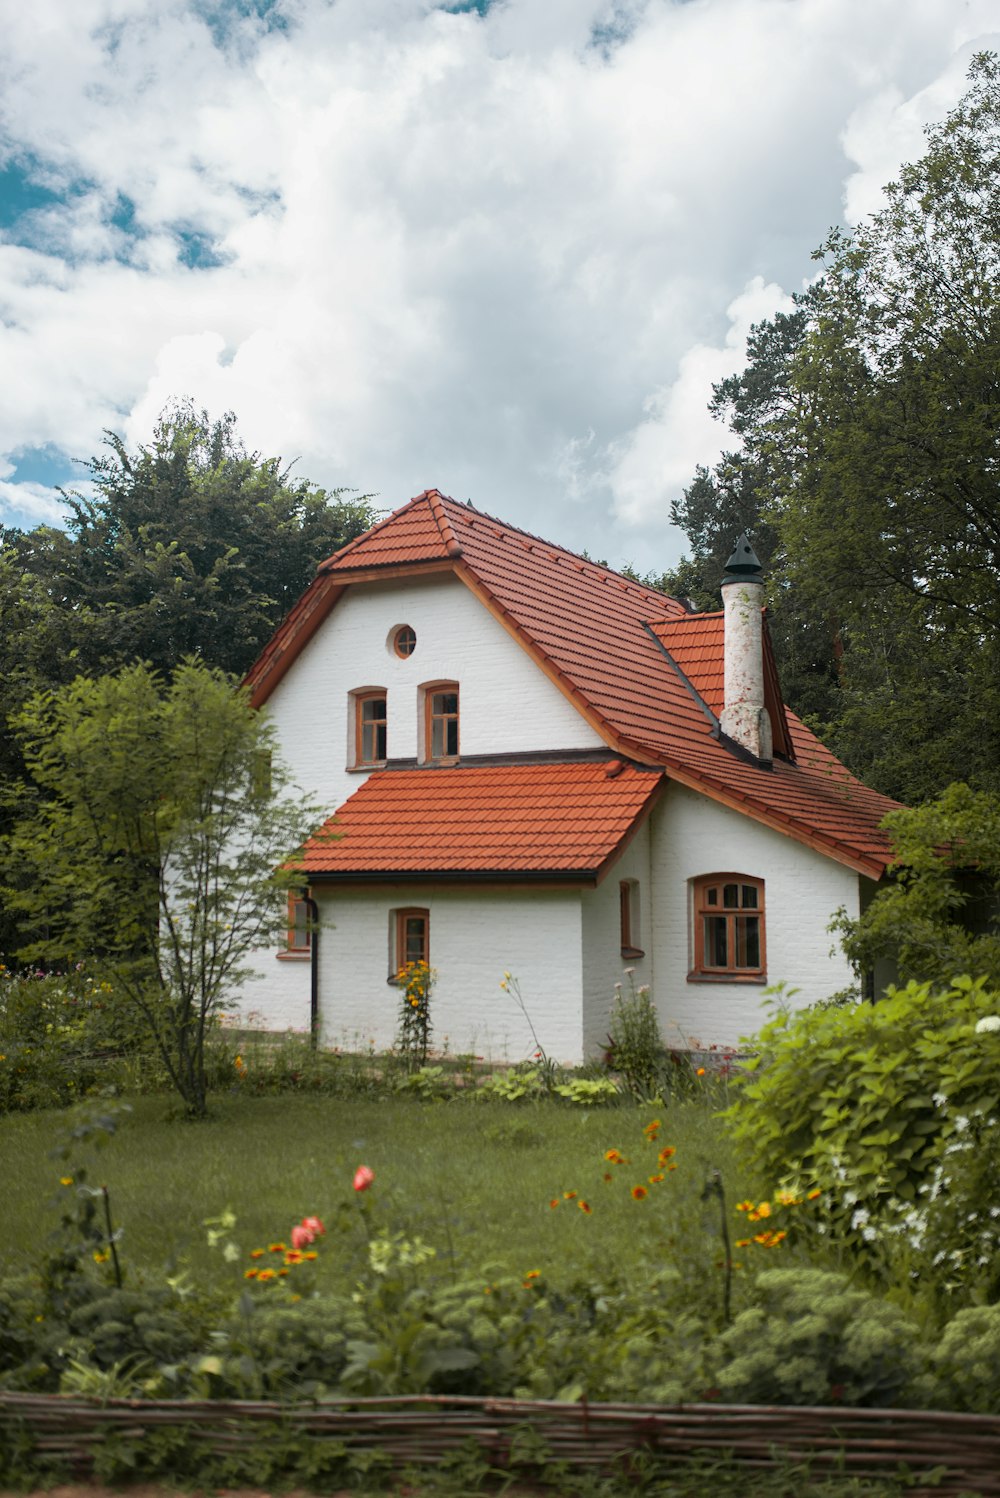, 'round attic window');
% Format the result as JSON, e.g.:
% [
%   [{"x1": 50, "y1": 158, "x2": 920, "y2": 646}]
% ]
[{"x1": 391, "y1": 625, "x2": 417, "y2": 658}]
